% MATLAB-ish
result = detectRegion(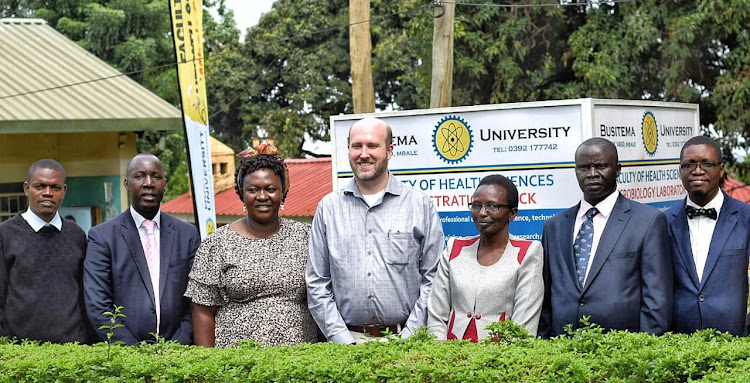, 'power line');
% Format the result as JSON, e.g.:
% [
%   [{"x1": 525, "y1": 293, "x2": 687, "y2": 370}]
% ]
[
  {"x1": 0, "y1": 4, "x2": 429, "y2": 101},
  {"x1": 447, "y1": 0, "x2": 634, "y2": 8}
]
